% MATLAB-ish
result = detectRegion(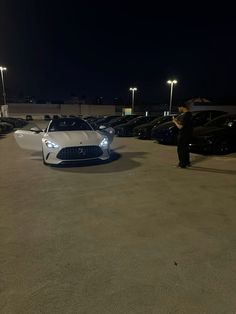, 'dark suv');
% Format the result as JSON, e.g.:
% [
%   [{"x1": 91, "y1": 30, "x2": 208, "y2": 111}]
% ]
[
  {"x1": 190, "y1": 113, "x2": 236, "y2": 154},
  {"x1": 152, "y1": 110, "x2": 226, "y2": 144},
  {"x1": 133, "y1": 115, "x2": 177, "y2": 139},
  {"x1": 115, "y1": 116, "x2": 159, "y2": 137}
]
